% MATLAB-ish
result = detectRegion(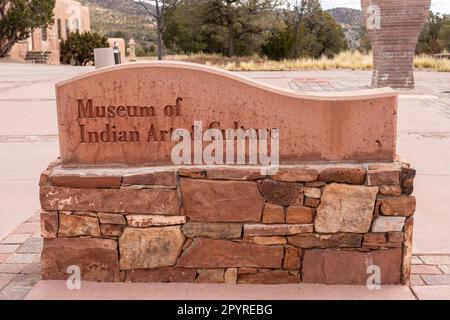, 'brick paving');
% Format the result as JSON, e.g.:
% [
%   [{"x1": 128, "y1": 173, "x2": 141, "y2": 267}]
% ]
[
  {"x1": 0, "y1": 211, "x2": 42, "y2": 300},
  {"x1": 411, "y1": 255, "x2": 450, "y2": 286},
  {"x1": 289, "y1": 77, "x2": 371, "y2": 92}
]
